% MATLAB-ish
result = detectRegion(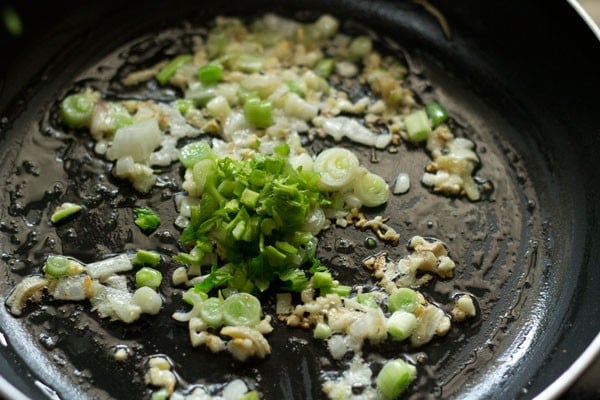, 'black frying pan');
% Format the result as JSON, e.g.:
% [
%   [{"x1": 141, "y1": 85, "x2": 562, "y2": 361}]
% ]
[{"x1": 0, "y1": 1, "x2": 599, "y2": 399}]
